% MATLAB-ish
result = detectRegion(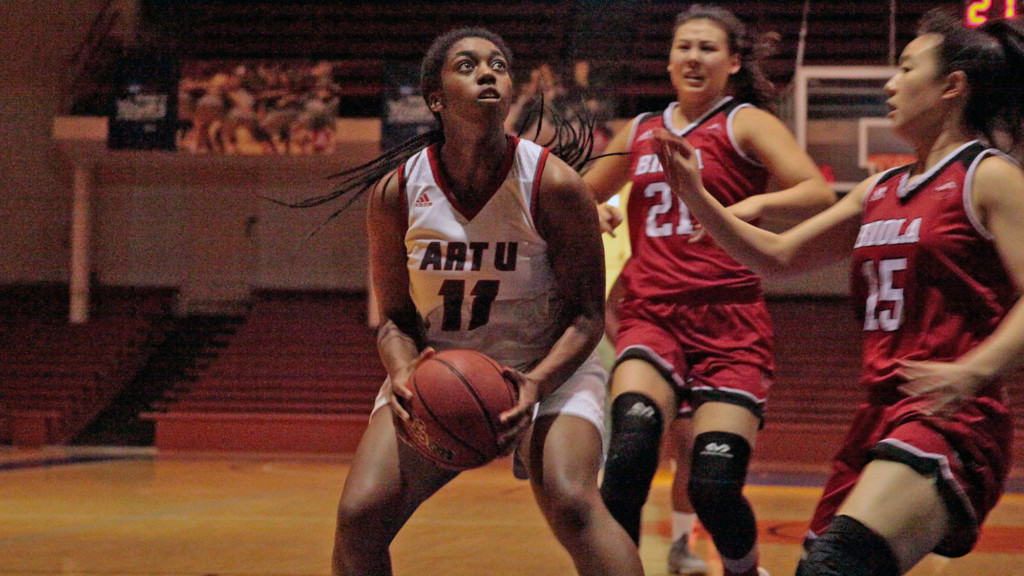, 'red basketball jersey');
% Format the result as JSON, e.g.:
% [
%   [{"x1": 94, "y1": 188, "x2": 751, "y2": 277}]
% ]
[
  {"x1": 620, "y1": 97, "x2": 769, "y2": 302},
  {"x1": 851, "y1": 141, "x2": 1017, "y2": 396}
]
